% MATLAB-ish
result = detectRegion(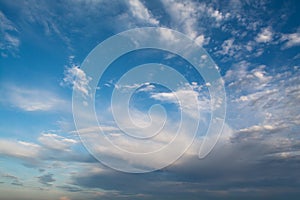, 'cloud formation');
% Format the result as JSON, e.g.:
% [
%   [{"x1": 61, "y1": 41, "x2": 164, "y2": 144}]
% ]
[
  {"x1": 0, "y1": 0, "x2": 299, "y2": 199},
  {"x1": 127, "y1": 0, "x2": 159, "y2": 25},
  {"x1": 0, "y1": 11, "x2": 19, "y2": 57},
  {"x1": 62, "y1": 65, "x2": 92, "y2": 99},
  {"x1": 37, "y1": 173, "x2": 55, "y2": 186},
  {"x1": 0, "y1": 84, "x2": 67, "y2": 112}
]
